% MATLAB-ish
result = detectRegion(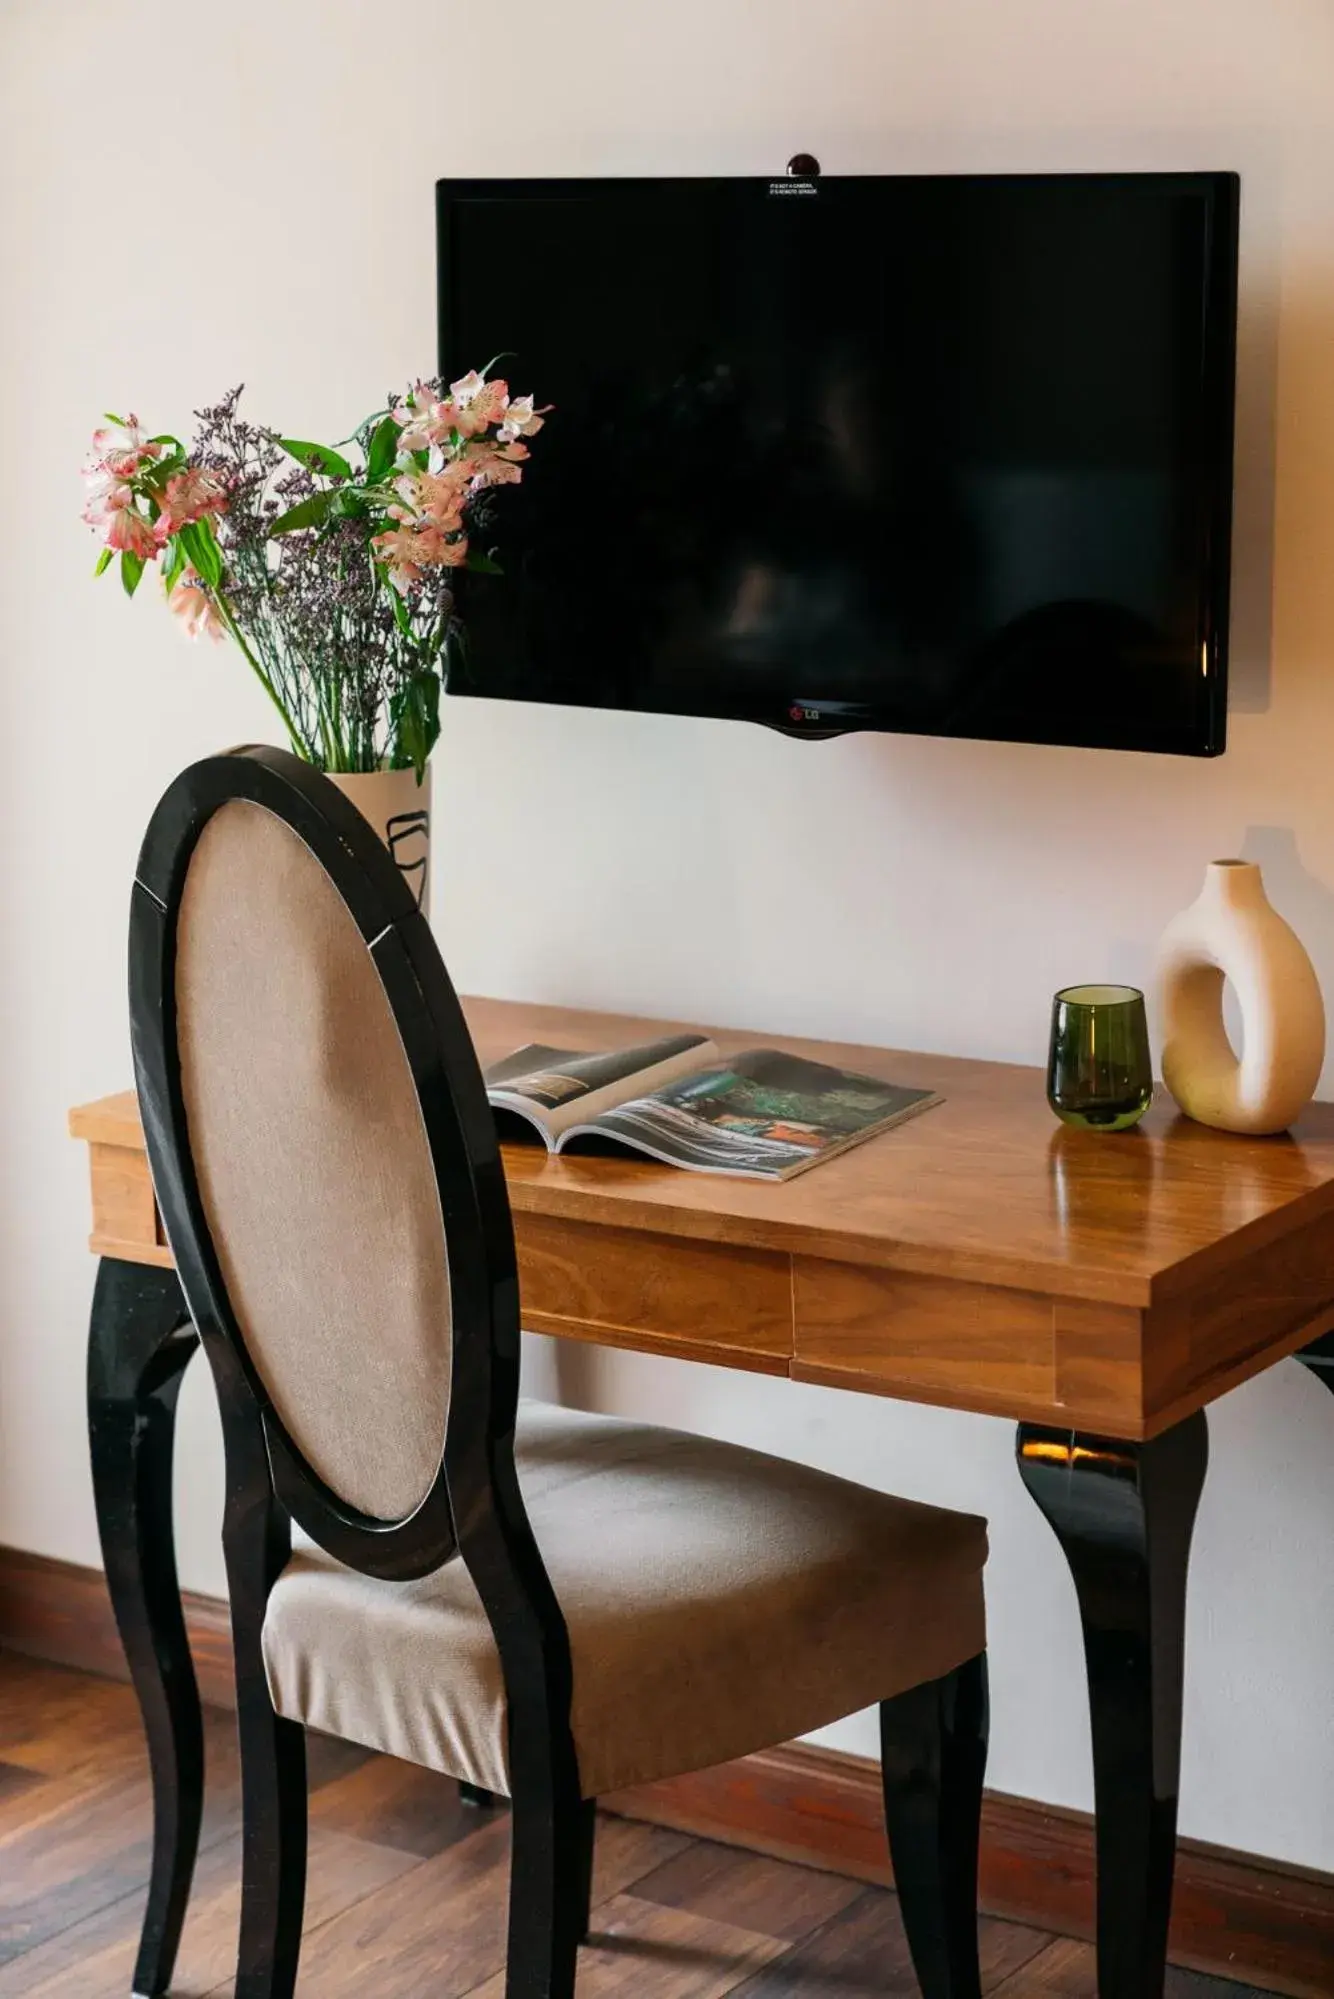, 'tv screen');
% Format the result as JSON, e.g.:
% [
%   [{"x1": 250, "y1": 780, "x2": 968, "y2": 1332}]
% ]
[{"x1": 436, "y1": 171, "x2": 1238, "y2": 756}]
